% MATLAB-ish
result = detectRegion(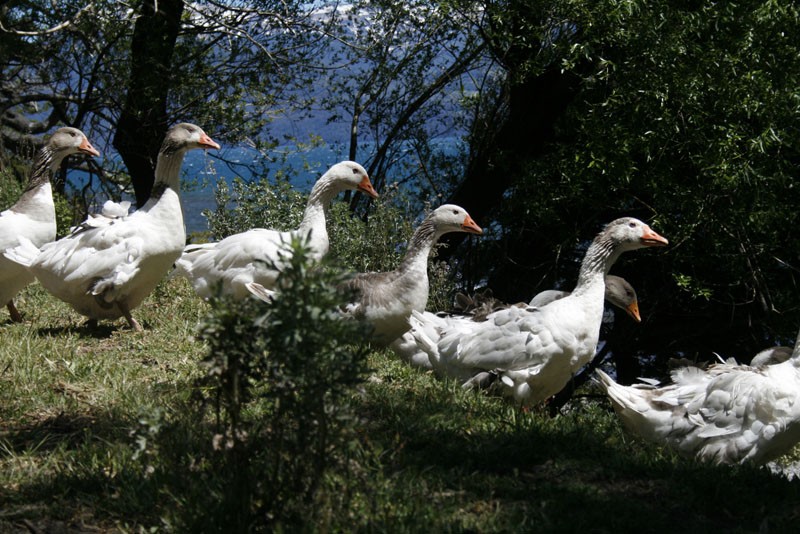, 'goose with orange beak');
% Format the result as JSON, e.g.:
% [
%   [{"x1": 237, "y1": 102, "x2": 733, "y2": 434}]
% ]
[
  {"x1": 175, "y1": 161, "x2": 379, "y2": 301},
  {"x1": 407, "y1": 217, "x2": 667, "y2": 406},
  {"x1": 335, "y1": 204, "x2": 483, "y2": 345}
]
